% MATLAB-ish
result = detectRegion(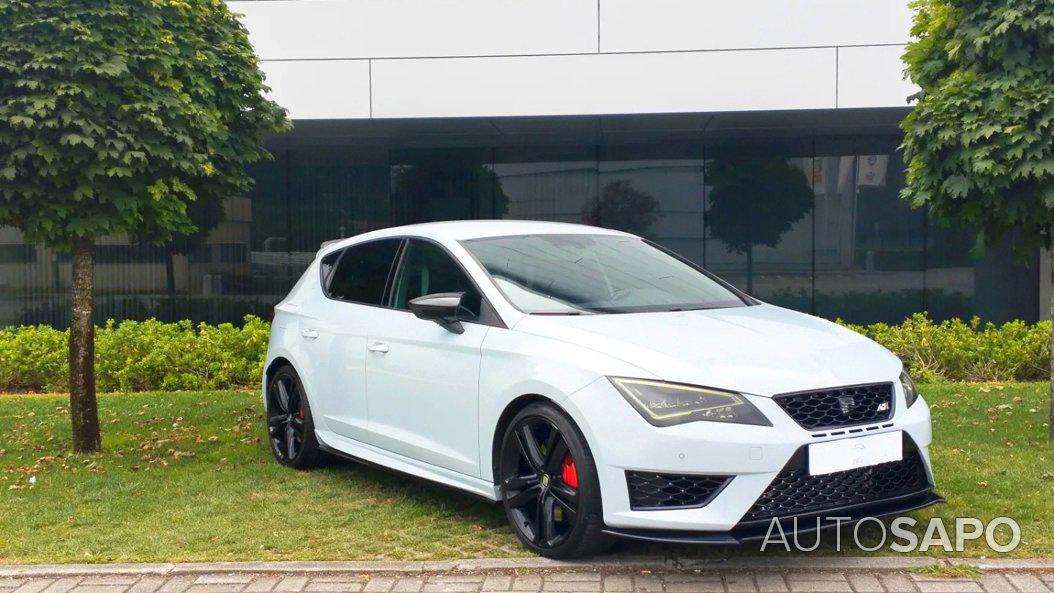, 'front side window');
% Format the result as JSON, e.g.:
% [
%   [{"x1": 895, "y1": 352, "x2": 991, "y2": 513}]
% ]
[
  {"x1": 324, "y1": 239, "x2": 402, "y2": 304},
  {"x1": 390, "y1": 240, "x2": 480, "y2": 319},
  {"x1": 462, "y1": 234, "x2": 750, "y2": 314}
]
